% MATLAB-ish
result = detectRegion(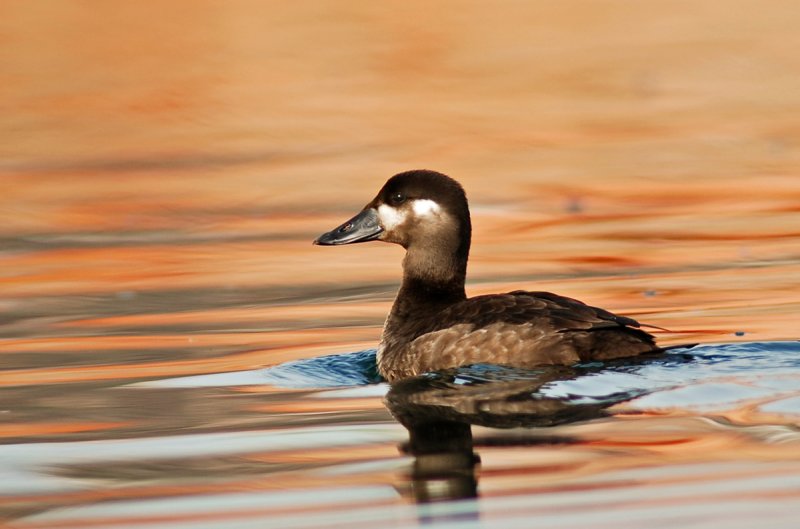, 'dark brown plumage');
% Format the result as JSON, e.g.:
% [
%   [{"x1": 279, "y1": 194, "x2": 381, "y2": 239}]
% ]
[
  {"x1": 378, "y1": 290, "x2": 655, "y2": 380},
  {"x1": 315, "y1": 170, "x2": 658, "y2": 382}
]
